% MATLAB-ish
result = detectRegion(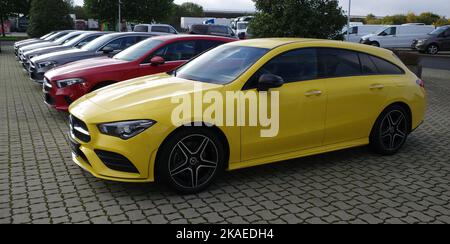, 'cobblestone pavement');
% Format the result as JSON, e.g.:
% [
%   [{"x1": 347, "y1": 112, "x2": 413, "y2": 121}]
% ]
[{"x1": 1, "y1": 45, "x2": 449, "y2": 224}]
